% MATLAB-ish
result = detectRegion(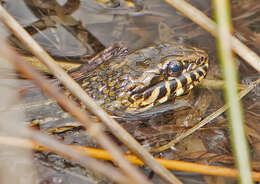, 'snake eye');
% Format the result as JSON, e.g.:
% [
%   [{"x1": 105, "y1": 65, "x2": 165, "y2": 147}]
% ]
[{"x1": 167, "y1": 61, "x2": 183, "y2": 76}]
